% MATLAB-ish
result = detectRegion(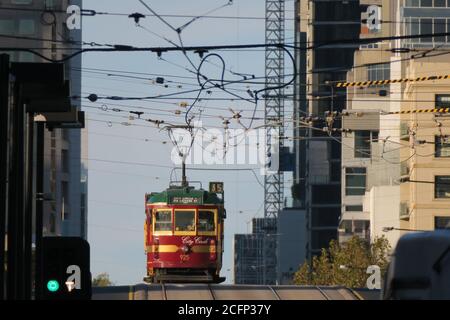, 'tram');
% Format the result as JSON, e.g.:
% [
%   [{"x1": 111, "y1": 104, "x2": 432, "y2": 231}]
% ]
[{"x1": 144, "y1": 181, "x2": 226, "y2": 283}]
